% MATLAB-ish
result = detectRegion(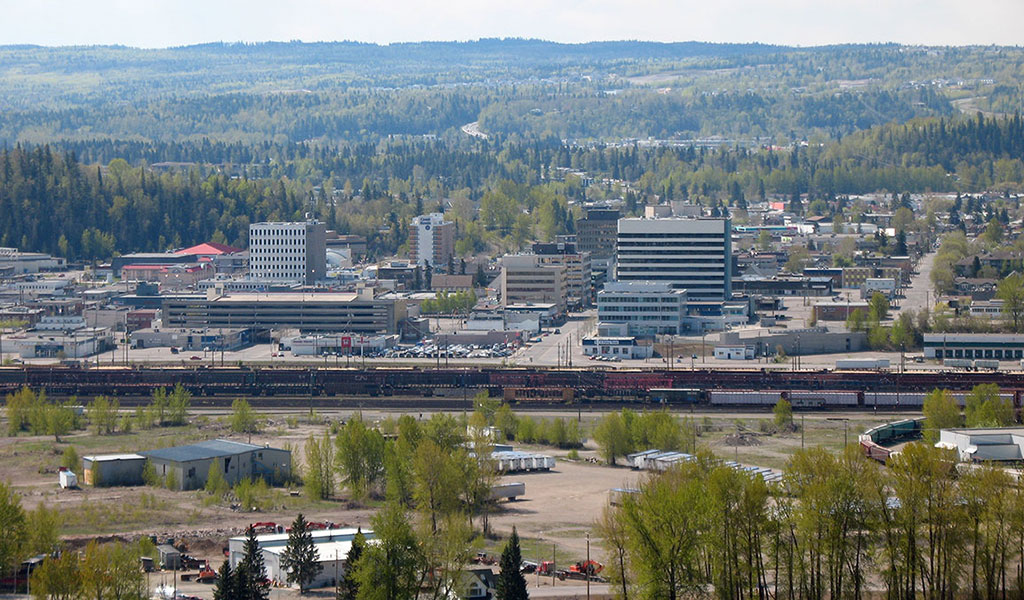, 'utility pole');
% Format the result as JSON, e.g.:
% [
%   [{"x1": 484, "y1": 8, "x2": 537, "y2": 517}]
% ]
[{"x1": 586, "y1": 532, "x2": 591, "y2": 600}]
